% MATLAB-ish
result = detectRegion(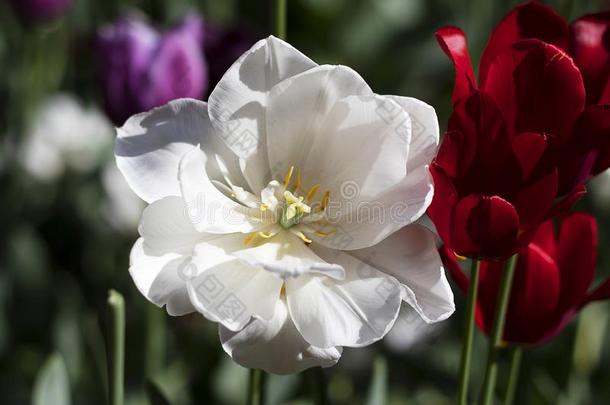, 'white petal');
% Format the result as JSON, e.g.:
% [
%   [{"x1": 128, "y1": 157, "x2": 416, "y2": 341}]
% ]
[
  {"x1": 386, "y1": 96, "x2": 439, "y2": 172},
  {"x1": 264, "y1": 72, "x2": 439, "y2": 250},
  {"x1": 129, "y1": 238, "x2": 195, "y2": 316},
  {"x1": 265, "y1": 72, "x2": 414, "y2": 249},
  {"x1": 186, "y1": 234, "x2": 284, "y2": 331},
  {"x1": 313, "y1": 164, "x2": 434, "y2": 251},
  {"x1": 219, "y1": 299, "x2": 342, "y2": 374},
  {"x1": 286, "y1": 247, "x2": 402, "y2": 348},
  {"x1": 139, "y1": 196, "x2": 203, "y2": 254},
  {"x1": 265, "y1": 65, "x2": 373, "y2": 182},
  {"x1": 178, "y1": 146, "x2": 263, "y2": 234},
  {"x1": 208, "y1": 36, "x2": 317, "y2": 192},
  {"x1": 115, "y1": 99, "x2": 209, "y2": 203},
  {"x1": 232, "y1": 231, "x2": 345, "y2": 280},
  {"x1": 129, "y1": 196, "x2": 206, "y2": 315},
  {"x1": 351, "y1": 224, "x2": 455, "y2": 323}
]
